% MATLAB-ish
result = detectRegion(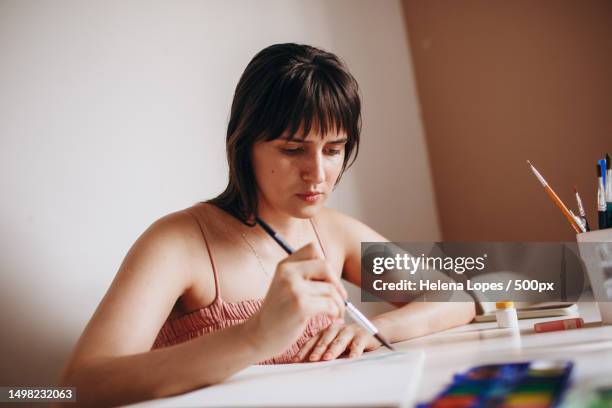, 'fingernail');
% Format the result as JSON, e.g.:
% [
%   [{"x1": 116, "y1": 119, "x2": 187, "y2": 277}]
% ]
[
  {"x1": 309, "y1": 354, "x2": 318, "y2": 361},
  {"x1": 323, "y1": 353, "x2": 332, "y2": 360}
]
